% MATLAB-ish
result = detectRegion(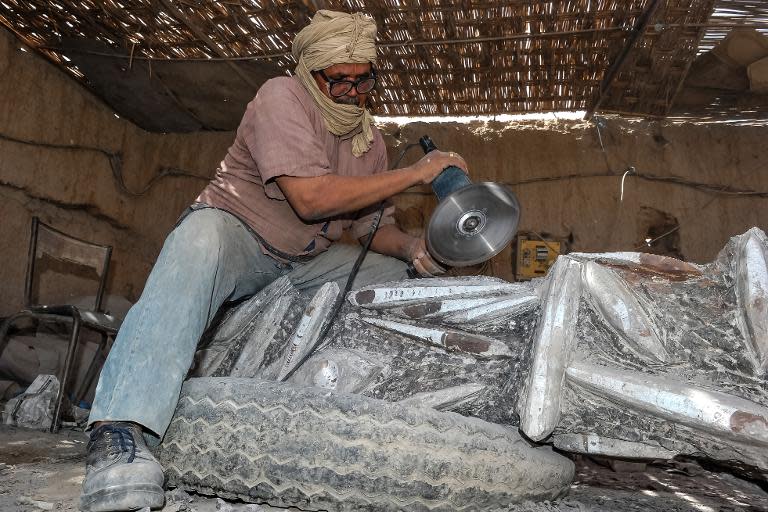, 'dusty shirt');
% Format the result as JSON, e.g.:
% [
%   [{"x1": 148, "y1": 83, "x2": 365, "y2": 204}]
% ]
[{"x1": 196, "y1": 76, "x2": 394, "y2": 259}]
